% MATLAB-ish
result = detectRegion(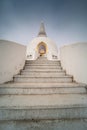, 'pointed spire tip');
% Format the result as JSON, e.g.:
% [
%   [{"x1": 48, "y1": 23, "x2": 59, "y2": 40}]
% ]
[{"x1": 38, "y1": 22, "x2": 47, "y2": 37}]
